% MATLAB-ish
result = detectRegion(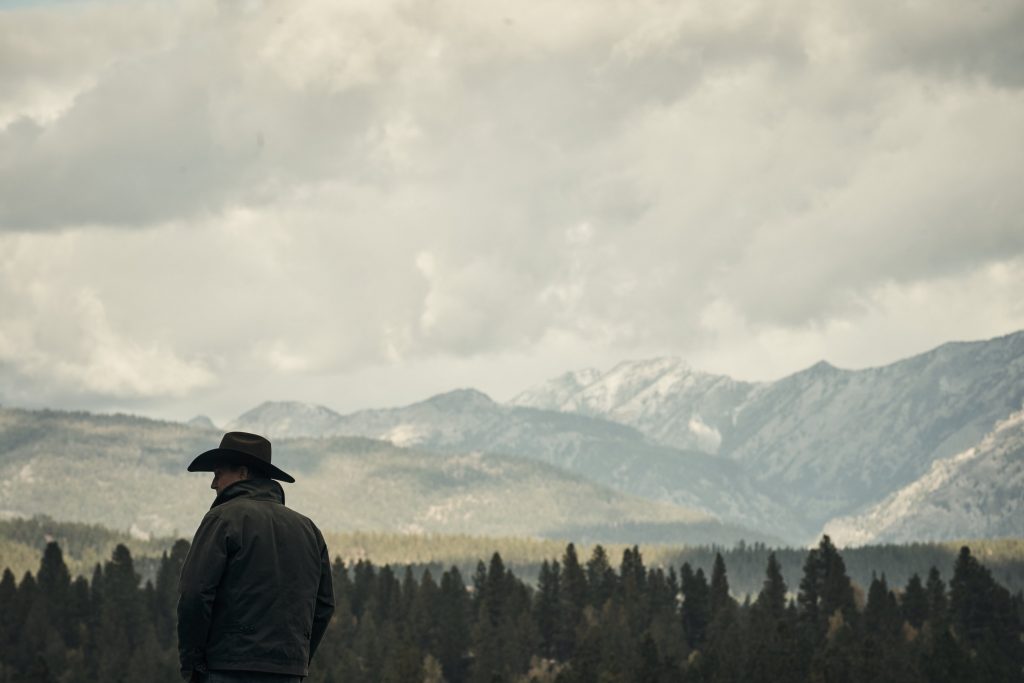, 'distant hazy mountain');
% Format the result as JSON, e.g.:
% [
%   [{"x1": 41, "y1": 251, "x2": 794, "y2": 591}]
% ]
[
  {"x1": 229, "y1": 400, "x2": 344, "y2": 438},
  {"x1": 230, "y1": 389, "x2": 805, "y2": 542},
  {"x1": 824, "y1": 410, "x2": 1024, "y2": 545},
  {"x1": 724, "y1": 332, "x2": 1024, "y2": 531},
  {"x1": 0, "y1": 408, "x2": 770, "y2": 545},
  {"x1": 510, "y1": 358, "x2": 757, "y2": 454},
  {"x1": 9, "y1": 331, "x2": 1020, "y2": 547},
  {"x1": 512, "y1": 331, "x2": 1024, "y2": 537},
  {"x1": 186, "y1": 415, "x2": 218, "y2": 431}
]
